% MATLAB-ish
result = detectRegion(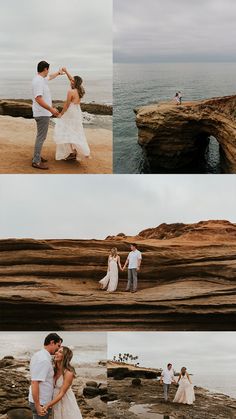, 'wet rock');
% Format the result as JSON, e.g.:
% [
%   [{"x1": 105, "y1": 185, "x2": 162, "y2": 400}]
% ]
[
  {"x1": 86, "y1": 381, "x2": 99, "y2": 388},
  {"x1": 131, "y1": 378, "x2": 142, "y2": 386},
  {"x1": 0, "y1": 100, "x2": 112, "y2": 117},
  {"x1": 6, "y1": 409, "x2": 32, "y2": 419}
]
